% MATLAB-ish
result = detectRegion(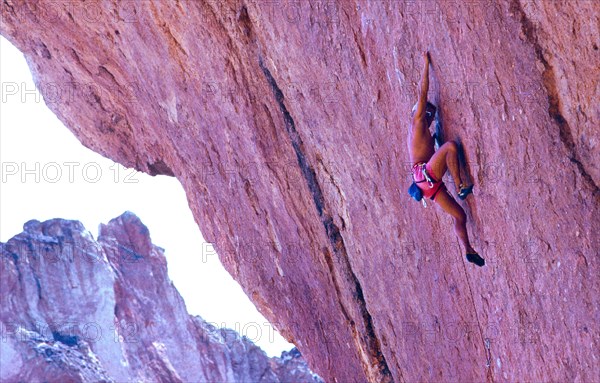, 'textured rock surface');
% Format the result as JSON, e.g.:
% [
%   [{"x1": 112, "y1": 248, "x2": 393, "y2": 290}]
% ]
[
  {"x1": 2, "y1": 1, "x2": 599, "y2": 382},
  {"x1": 0, "y1": 213, "x2": 323, "y2": 383}
]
